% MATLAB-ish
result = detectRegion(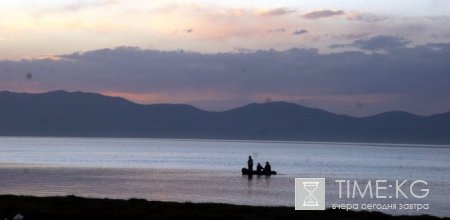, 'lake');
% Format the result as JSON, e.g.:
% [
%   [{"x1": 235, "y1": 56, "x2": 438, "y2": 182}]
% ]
[{"x1": 0, "y1": 137, "x2": 448, "y2": 217}]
